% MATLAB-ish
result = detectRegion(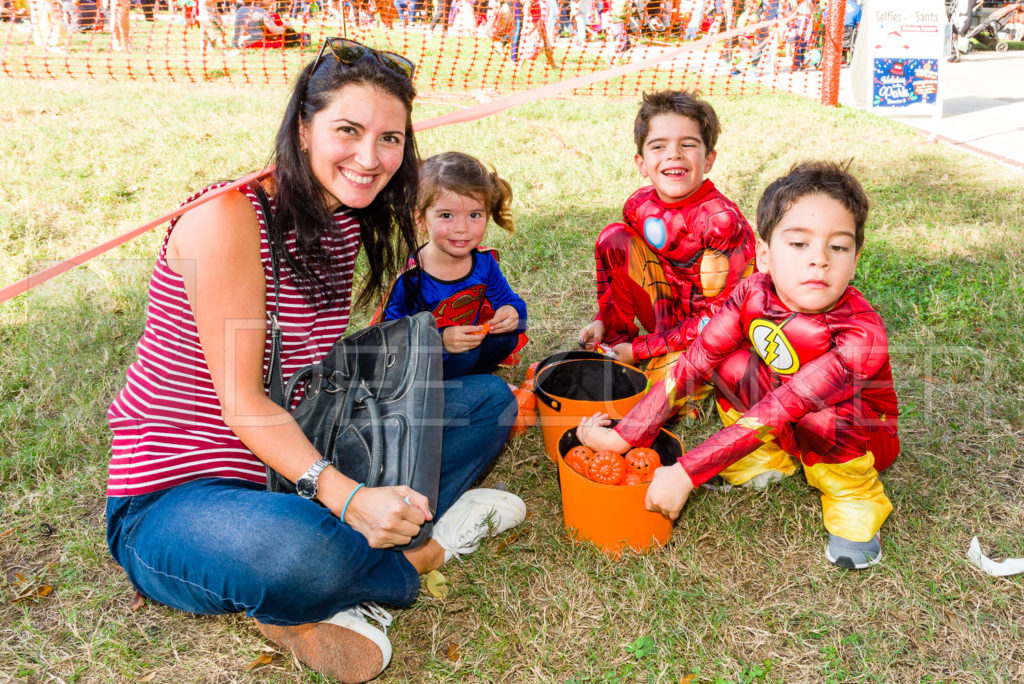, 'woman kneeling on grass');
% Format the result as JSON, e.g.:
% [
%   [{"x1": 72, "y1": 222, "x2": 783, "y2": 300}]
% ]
[{"x1": 105, "y1": 38, "x2": 526, "y2": 683}]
